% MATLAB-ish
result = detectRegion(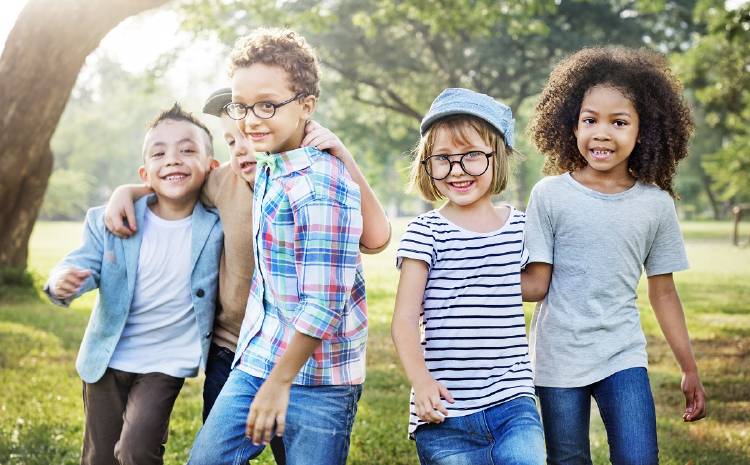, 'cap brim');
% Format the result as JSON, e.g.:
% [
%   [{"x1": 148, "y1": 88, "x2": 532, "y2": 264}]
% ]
[{"x1": 202, "y1": 90, "x2": 232, "y2": 117}]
